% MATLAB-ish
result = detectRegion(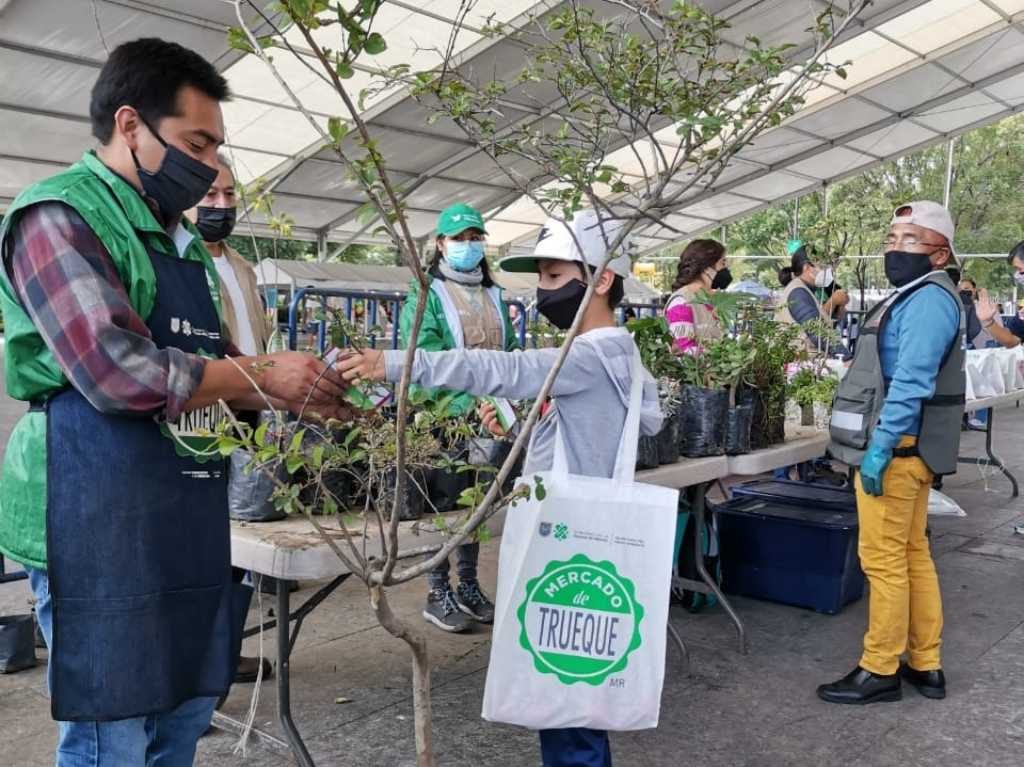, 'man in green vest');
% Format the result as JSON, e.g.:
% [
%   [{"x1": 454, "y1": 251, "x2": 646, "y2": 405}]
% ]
[{"x1": 0, "y1": 38, "x2": 347, "y2": 765}]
